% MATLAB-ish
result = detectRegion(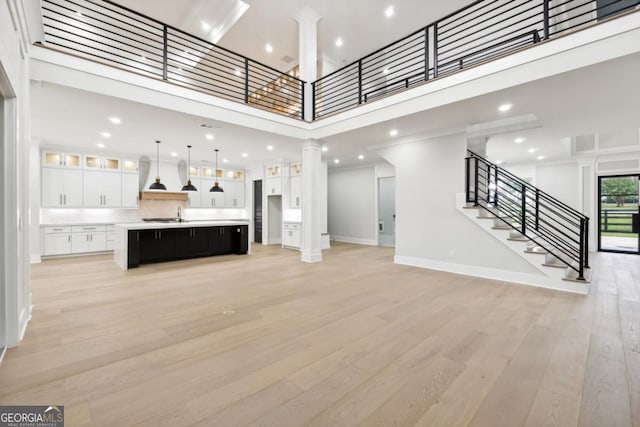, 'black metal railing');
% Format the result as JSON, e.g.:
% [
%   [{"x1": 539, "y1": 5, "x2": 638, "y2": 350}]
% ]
[
  {"x1": 312, "y1": 0, "x2": 640, "y2": 119},
  {"x1": 465, "y1": 150, "x2": 590, "y2": 280},
  {"x1": 40, "y1": 0, "x2": 305, "y2": 119}
]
